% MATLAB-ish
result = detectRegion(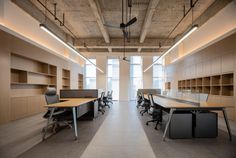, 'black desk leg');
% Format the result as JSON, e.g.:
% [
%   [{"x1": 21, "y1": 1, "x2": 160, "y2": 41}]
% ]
[
  {"x1": 72, "y1": 107, "x2": 78, "y2": 140},
  {"x1": 163, "y1": 108, "x2": 175, "y2": 141},
  {"x1": 43, "y1": 108, "x2": 55, "y2": 140},
  {"x1": 222, "y1": 108, "x2": 232, "y2": 141}
]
